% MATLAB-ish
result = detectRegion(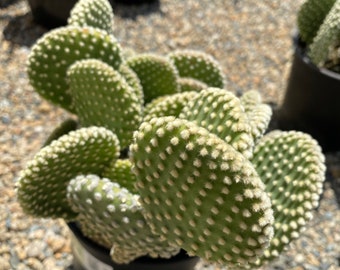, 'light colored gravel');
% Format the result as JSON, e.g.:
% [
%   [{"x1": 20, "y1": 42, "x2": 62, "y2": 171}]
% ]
[{"x1": 1, "y1": 0, "x2": 339, "y2": 269}]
